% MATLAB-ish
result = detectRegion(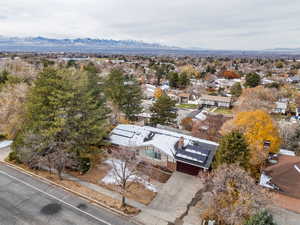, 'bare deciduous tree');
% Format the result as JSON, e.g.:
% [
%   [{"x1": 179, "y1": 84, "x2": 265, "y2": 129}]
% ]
[
  {"x1": 17, "y1": 132, "x2": 75, "y2": 180},
  {"x1": 234, "y1": 86, "x2": 277, "y2": 113},
  {"x1": 192, "y1": 113, "x2": 231, "y2": 142},
  {"x1": 202, "y1": 164, "x2": 270, "y2": 225},
  {"x1": 0, "y1": 83, "x2": 28, "y2": 138},
  {"x1": 110, "y1": 150, "x2": 141, "y2": 207},
  {"x1": 279, "y1": 121, "x2": 300, "y2": 155}
]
